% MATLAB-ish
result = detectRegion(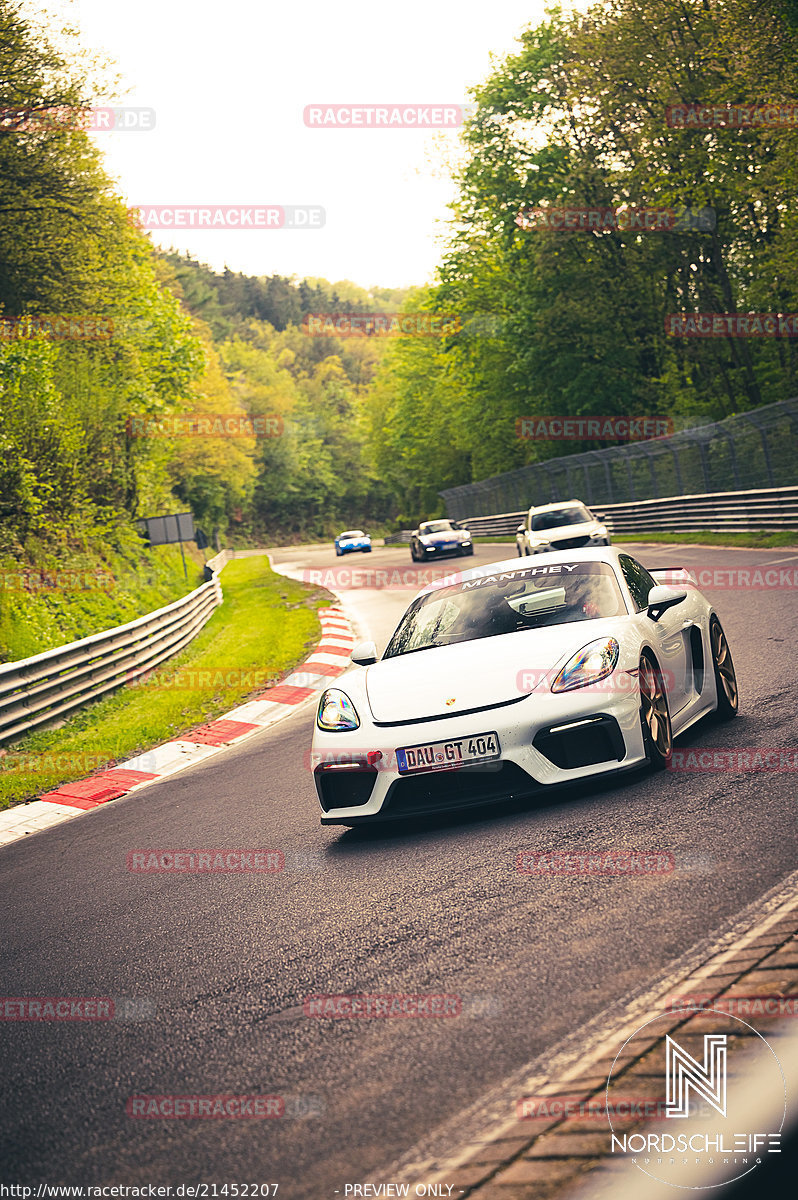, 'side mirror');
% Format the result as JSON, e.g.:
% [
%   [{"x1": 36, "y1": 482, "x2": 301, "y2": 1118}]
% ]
[
  {"x1": 516, "y1": 524, "x2": 526, "y2": 535},
  {"x1": 351, "y1": 640, "x2": 378, "y2": 666},
  {"x1": 646, "y1": 585, "x2": 687, "y2": 622}
]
